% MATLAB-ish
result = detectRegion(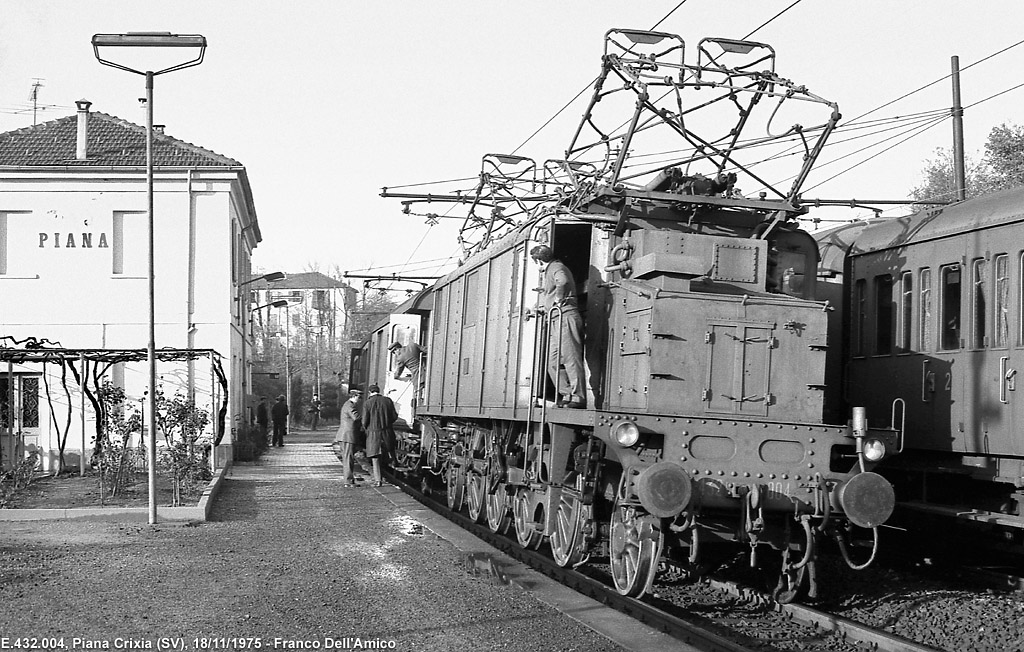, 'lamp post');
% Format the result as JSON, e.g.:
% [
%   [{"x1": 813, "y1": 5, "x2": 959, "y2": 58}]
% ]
[{"x1": 92, "y1": 32, "x2": 206, "y2": 525}]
